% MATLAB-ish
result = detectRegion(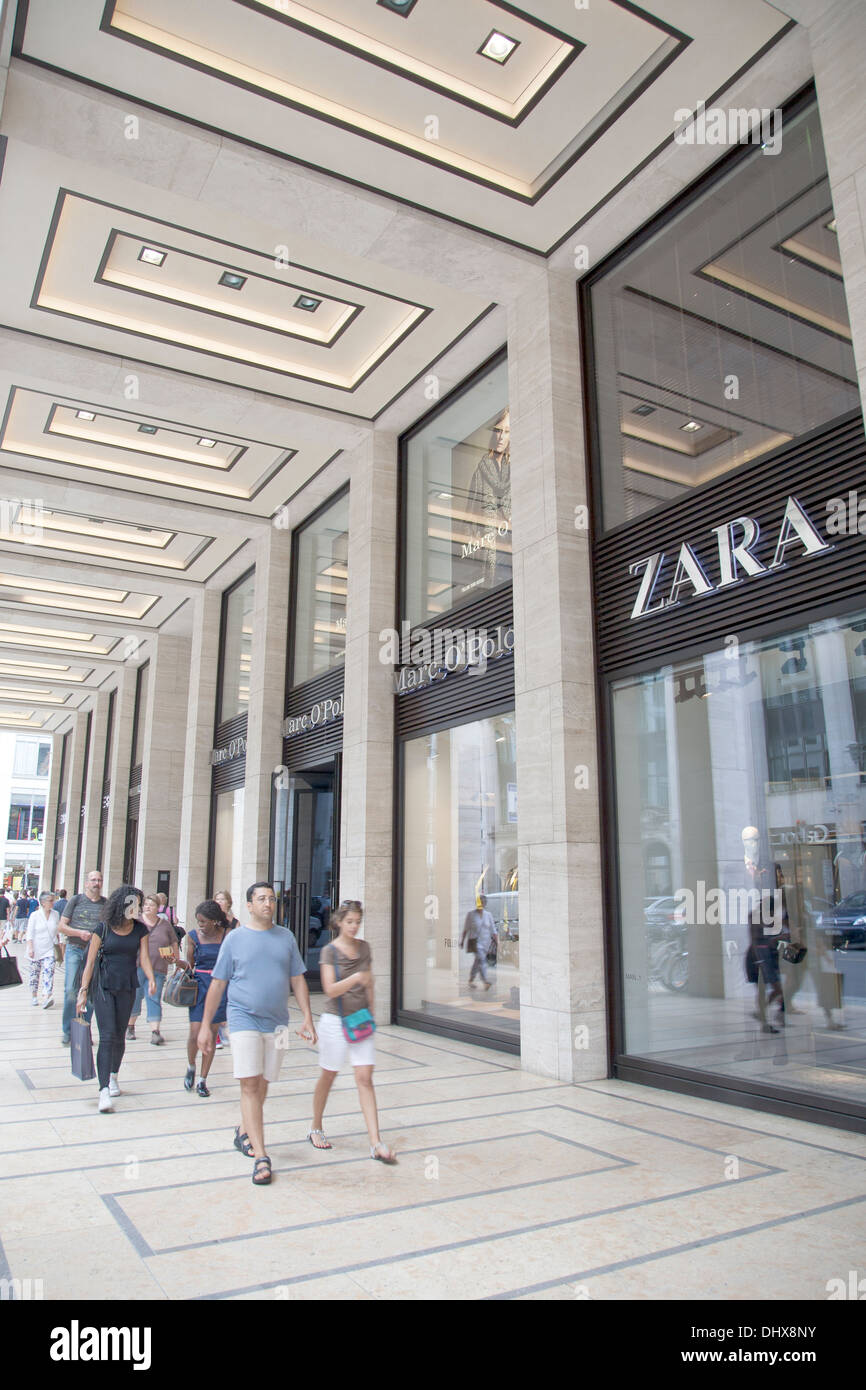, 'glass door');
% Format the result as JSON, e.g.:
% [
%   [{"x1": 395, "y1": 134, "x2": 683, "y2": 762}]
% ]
[{"x1": 272, "y1": 758, "x2": 340, "y2": 988}]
